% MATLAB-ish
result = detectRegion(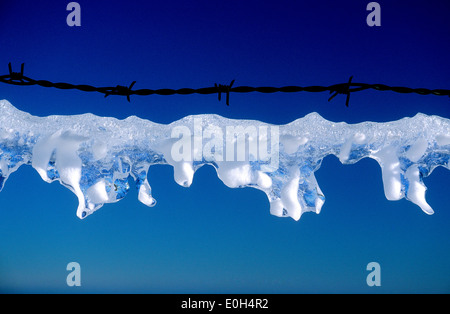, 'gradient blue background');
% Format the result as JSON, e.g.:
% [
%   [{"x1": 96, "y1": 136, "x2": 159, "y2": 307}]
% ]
[{"x1": 0, "y1": 0, "x2": 449, "y2": 293}]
